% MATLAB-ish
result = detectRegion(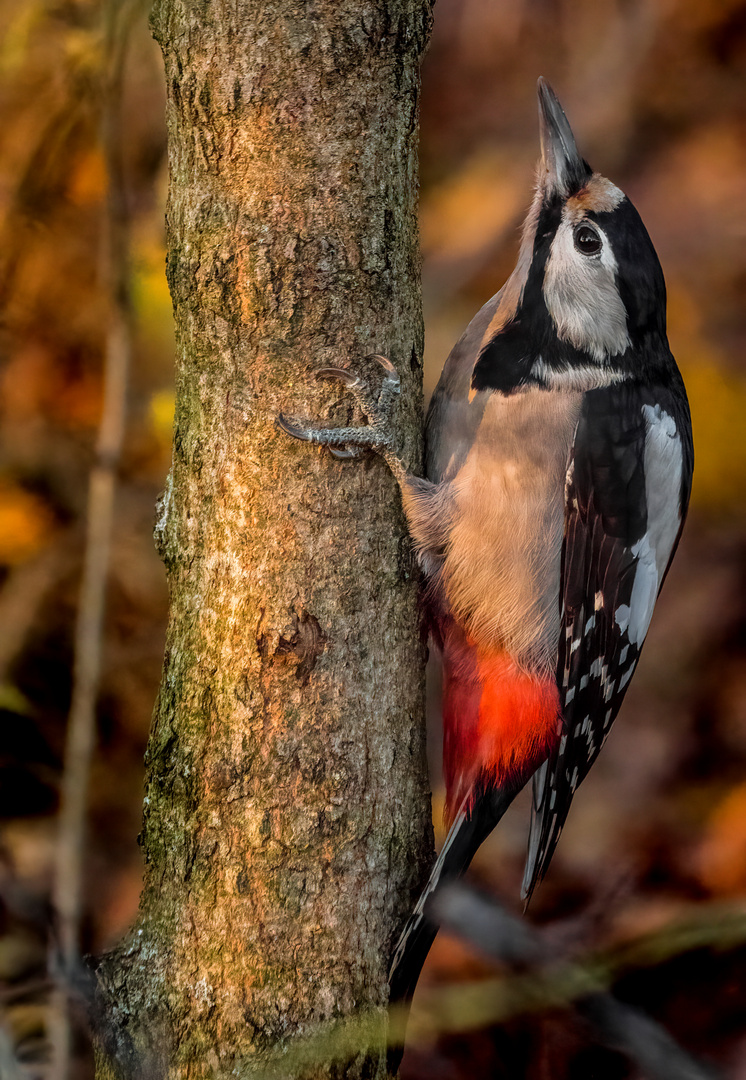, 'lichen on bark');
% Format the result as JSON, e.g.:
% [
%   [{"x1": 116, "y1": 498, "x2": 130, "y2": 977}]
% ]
[{"x1": 93, "y1": 2, "x2": 434, "y2": 1077}]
